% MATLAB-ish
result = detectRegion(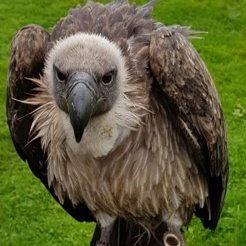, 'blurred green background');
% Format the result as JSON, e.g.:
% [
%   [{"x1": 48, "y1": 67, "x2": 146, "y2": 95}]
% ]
[{"x1": 0, "y1": 0, "x2": 245, "y2": 245}]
